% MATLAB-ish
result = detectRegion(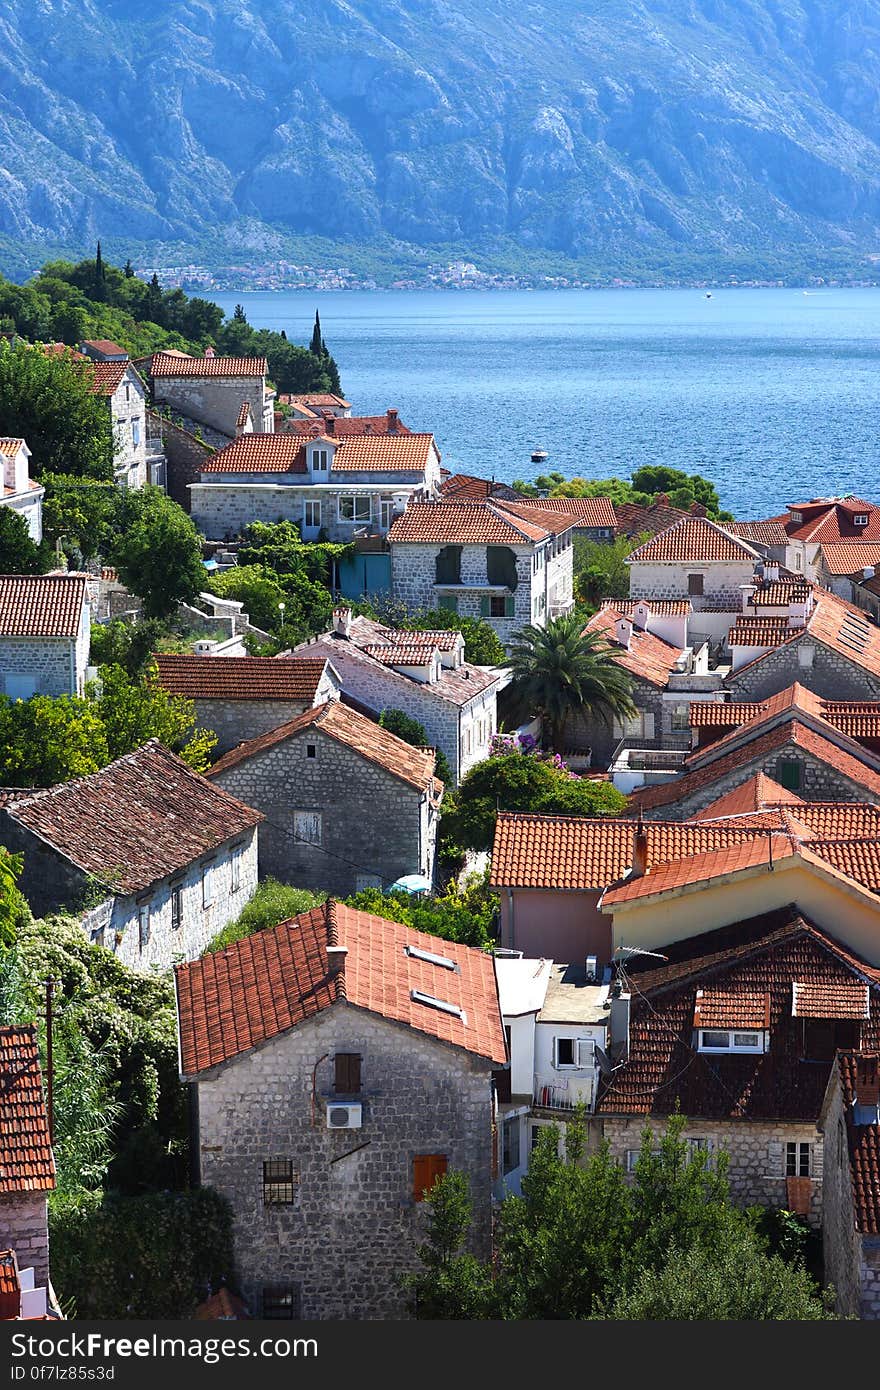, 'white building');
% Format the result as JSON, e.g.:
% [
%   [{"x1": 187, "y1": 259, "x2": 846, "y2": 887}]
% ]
[
  {"x1": 0, "y1": 438, "x2": 43, "y2": 540},
  {"x1": 190, "y1": 431, "x2": 441, "y2": 542},
  {"x1": 387, "y1": 499, "x2": 576, "y2": 651},
  {"x1": 493, "y1": 954, "x2": 615, "y2": 1197},
  {"x1": 85, "y1": 359, "x2": 150, "y2": 490}
]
